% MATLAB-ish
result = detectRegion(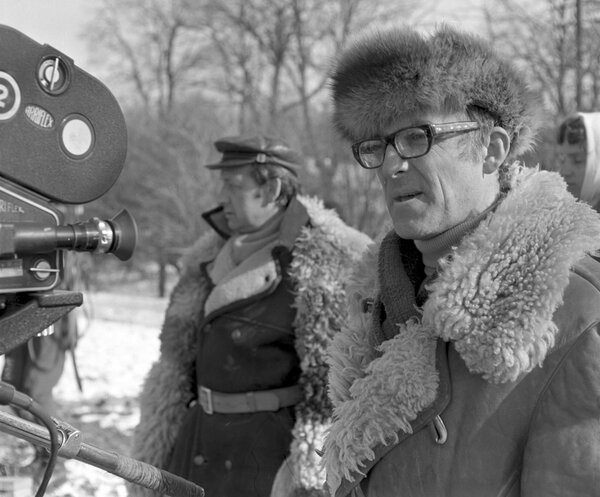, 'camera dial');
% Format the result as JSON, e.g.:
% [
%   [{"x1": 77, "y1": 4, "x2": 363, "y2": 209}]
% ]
[{"x1": 37, "y1": 56, "x2": 70, "y2": 95}]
